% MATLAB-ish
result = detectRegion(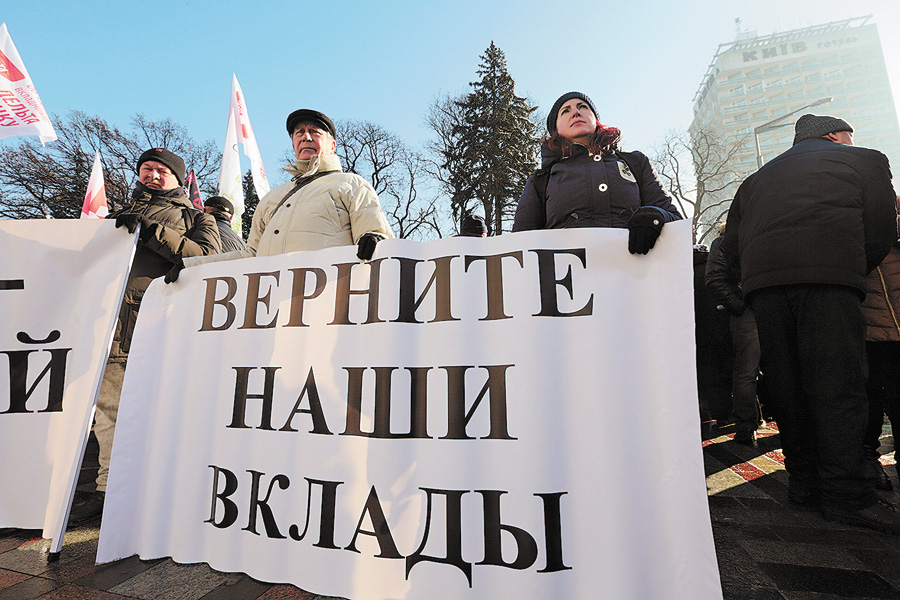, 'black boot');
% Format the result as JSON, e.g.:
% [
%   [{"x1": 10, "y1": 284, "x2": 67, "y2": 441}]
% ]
[
  {"x1": 865, "y1": 447, "x2": 893, "y2": 491},
  {"x1": 67, "y1": 491, "x2": 105, "y2": 527},
  {"x1": 821, "y1": 498, "x2": 900, "y2": 535}
]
